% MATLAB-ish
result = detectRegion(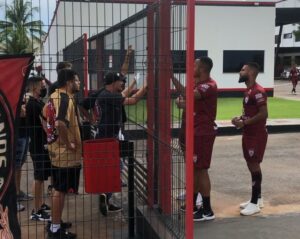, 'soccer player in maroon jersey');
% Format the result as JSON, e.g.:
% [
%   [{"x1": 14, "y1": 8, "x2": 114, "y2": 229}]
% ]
[
  {"x1": 172, "y1": 57, "x2": 218, "y2": 221},
  {"x1": 289, "y1": 63, "x2": 299, "y2": 94},
  {"x1": 232, "y1": 62, "x2": 268, "y2": 216}
]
